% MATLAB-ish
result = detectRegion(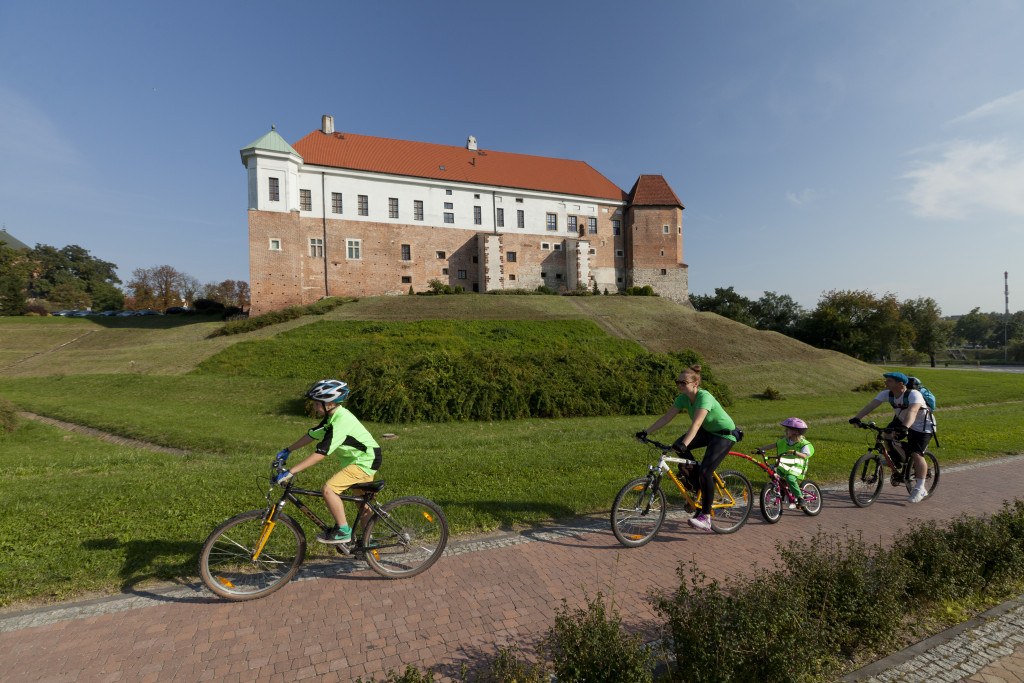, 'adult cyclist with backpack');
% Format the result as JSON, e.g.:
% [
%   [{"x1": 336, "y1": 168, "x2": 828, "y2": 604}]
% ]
[{"x1": 850, "y1": 371, "x2": 936, "y2": 503}]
